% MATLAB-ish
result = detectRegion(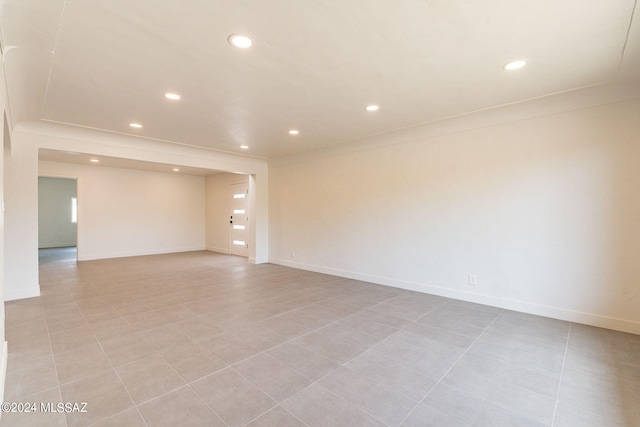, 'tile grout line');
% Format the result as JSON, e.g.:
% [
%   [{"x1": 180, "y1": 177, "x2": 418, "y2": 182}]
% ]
[
  {"x1": 37, "y1": 255, "x2": 431, "y2": 426},
  {"x1": 20, "y1": 251, "x2": 616, "y2": 427},
  {"x1": 41, "y1": 298, "x2": 70, "y2": 427},
  {"x1": 550, "y1": 322, "x2": 572, "y2": 427},
  {"x1": 84, "y1": 407, "x2": 149, "y2": 427},
  {"x1": 240, "y1": 404, "x2": 310, "y2": 427},
  {"x1": 85, "y1": 303, "x2": 199, "y2": 425},
  {"x1": 188, "y1": 307, "x2": 350, "y2": 425},
  {"x1": 104, "y1": 321, "x2": 231, "y2": 427},
  {"x1": 215, "y1": 294, "x2": 428, "y2": 426},
  {"x1": 209, "y1": 287, "x2": 406, "y2": 372},
  {"x1": 89, "y1": 325, "x2": 149, "y2": 427},
  {"x1": 271, "y1": 299, "x2": 453, "y2": 426},
  {"x1": 395, "y1": 310, "x2": 504, "y2": 427},
  {"x1": 7, "y1": 296, "x2": 69, "y2": 427}
]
